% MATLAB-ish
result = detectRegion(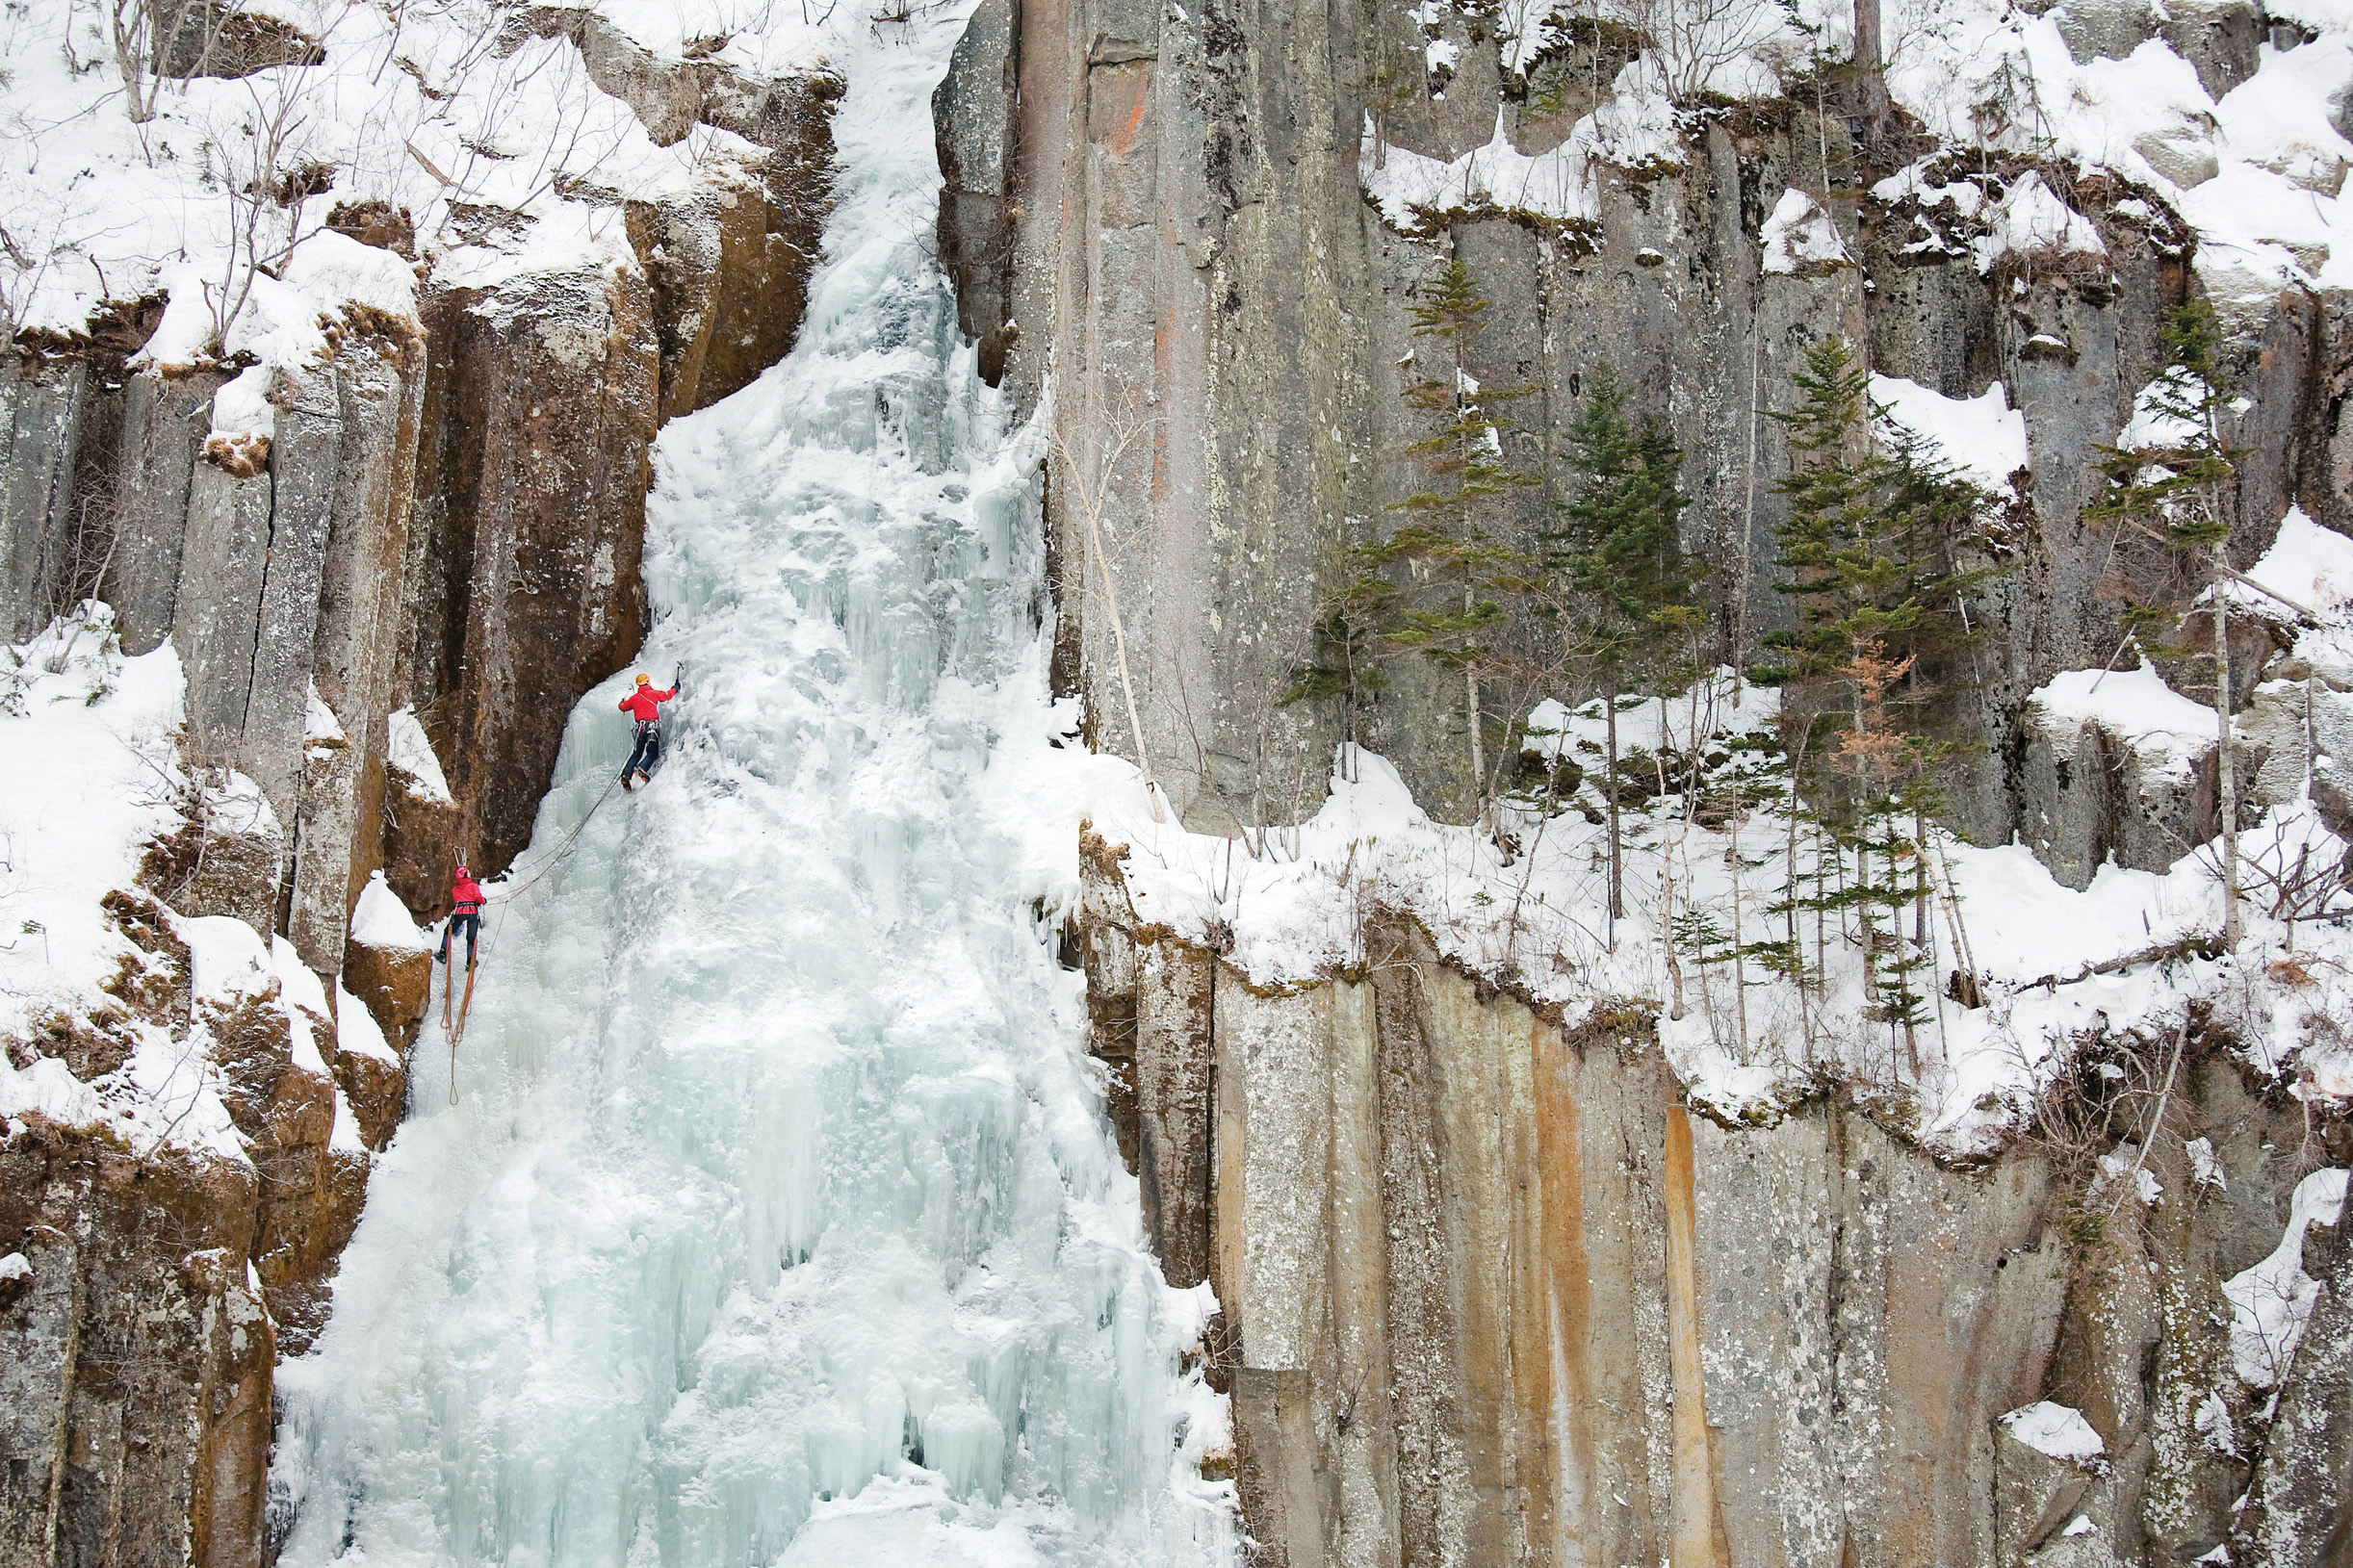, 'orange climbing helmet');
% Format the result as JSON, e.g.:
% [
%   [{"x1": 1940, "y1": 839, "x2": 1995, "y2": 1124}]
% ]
[{"x1": 634, "y1": 673, "x2": 652, "y2": 685}]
